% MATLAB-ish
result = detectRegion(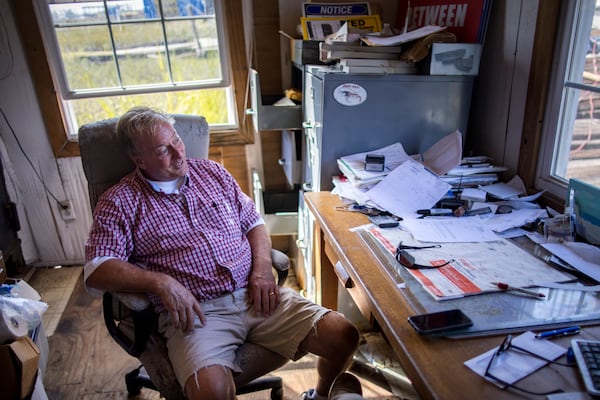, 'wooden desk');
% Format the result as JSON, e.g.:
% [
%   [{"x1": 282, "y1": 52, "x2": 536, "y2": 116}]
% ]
[{"x1": 305, "y1": 191, "x2": 599, "y2": 400}]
